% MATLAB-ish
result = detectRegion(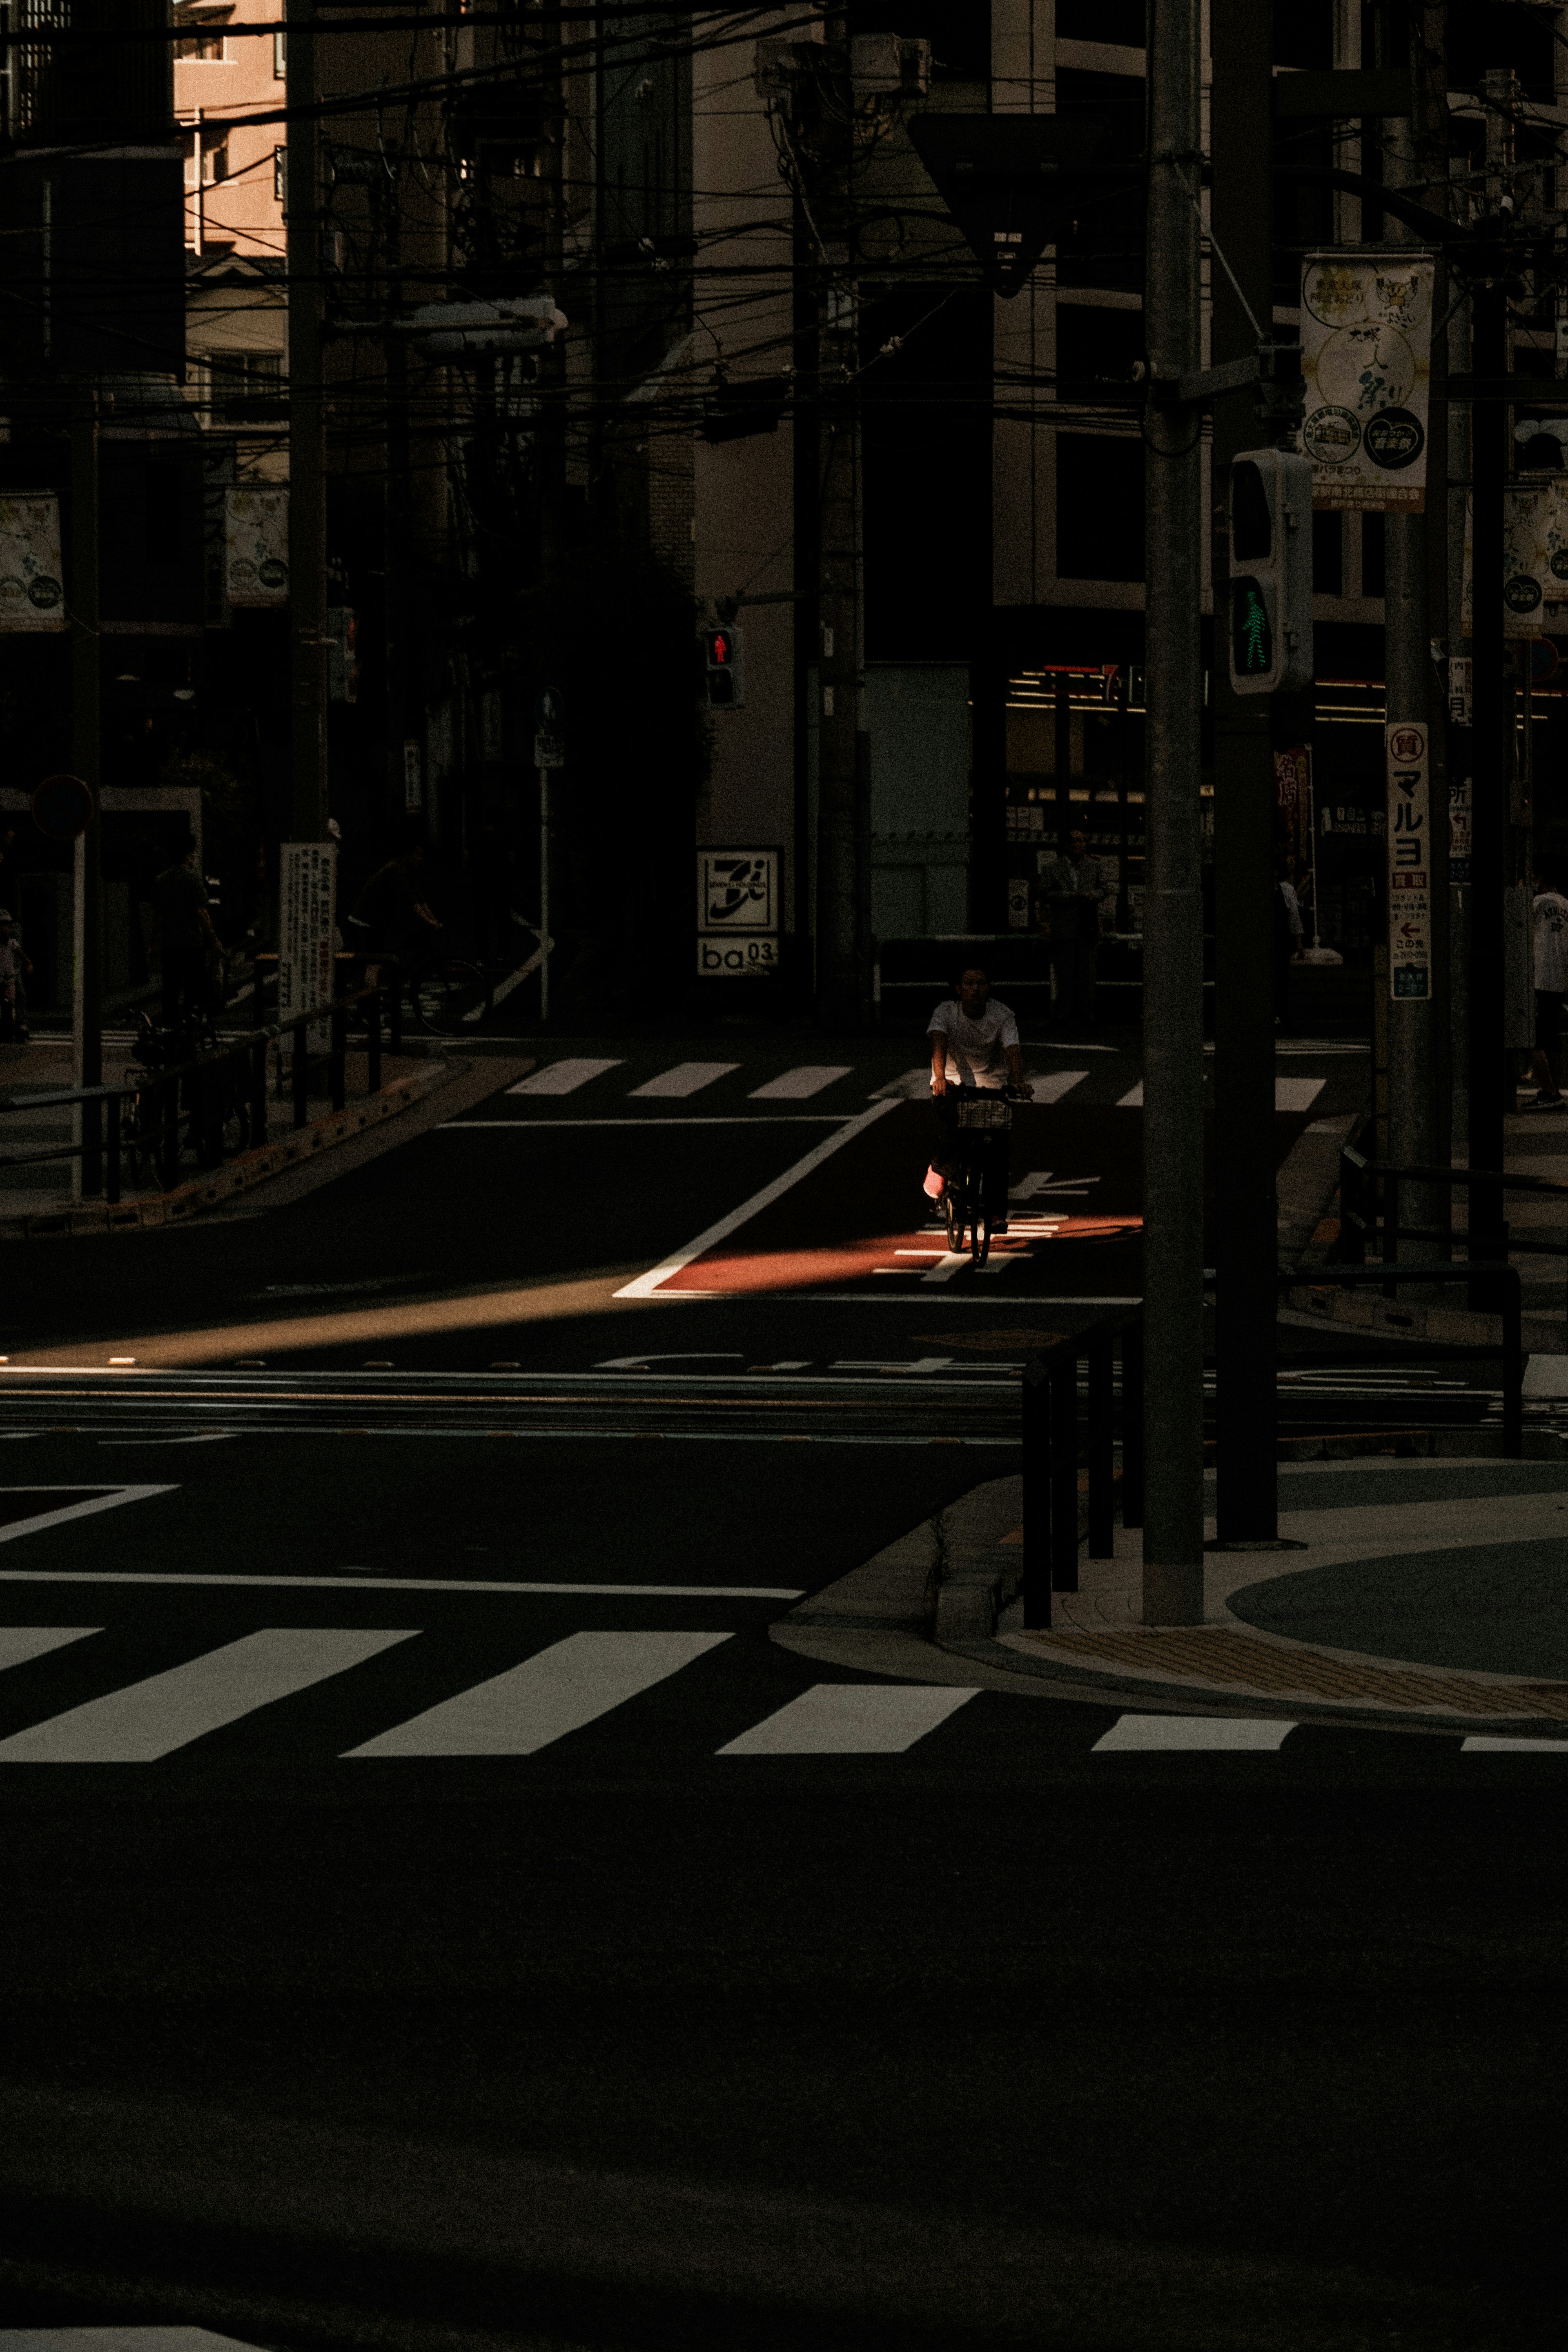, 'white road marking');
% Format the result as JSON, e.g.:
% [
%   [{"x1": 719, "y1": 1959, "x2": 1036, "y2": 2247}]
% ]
[
  {"x1": 748, "y1": 1065, "x2": 855, "y2": 1100},
  {"x1": 615, "y1": 1099, "x2": 900, "y2": 1298},
  {"x1": 440, "y1": 1116, "x2": 845, "y2": 1128},
  {"x1": 1092, "y1": 1714, "x2": 1296, "y2": 1751},
  {"x1": 920, "y1": 1252, "x2": 973, "y2": 1282},
  {"x1": 1010, "y1": 1171, "x2": 1100, "y2": 1200},
  {"x1": 1027, "y1": 1071, "x2": 1088, "y2": 1104},
  {"x1": 0, "y1": 1628, "x2": 417, "y2": 1763},
  {"x1": 870, "y1": 1069, "x2": 931, "y2": 1099},
  {"x1": 1275, "y1": 1077, "x2": 1327, "y2": 1111},
  {"x1": 629, "y1": 1061, "x2": 741, "y2": 1098},
  {"x1": 1521, "y1": 1354, "x2": 1568, "y2": 1399},
  {"x1": 717, "y1": 1682, "x2": 978, "y2": 1754},
  {"x1": 506, "y1": 1058, "x2": 623, "y2": 1095},
  {"x1": 0, "y1": 1627, "x2": 99, "y2": 1670},
  {"x1": 0, "y1": 2332, "x2": 271, "y2": 2352},
  {"x1": 345, "y1": 1629, "x2": 731, "y2": 1757},
  {"x1": 0, "y1": 1485, "x2": 178, "y2": 1546},
  {"x1": 0, "y1": 1571, "x2": 805, "y2": 1597},
  {"x1": 1117, "y1": 1082, "x2": 1144, "y2": 1107},
  {"x1": 1461, "y1": 1736, "x2": 1568, "y2": 1753}
]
